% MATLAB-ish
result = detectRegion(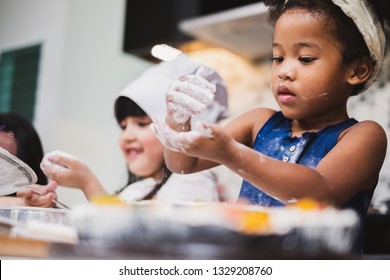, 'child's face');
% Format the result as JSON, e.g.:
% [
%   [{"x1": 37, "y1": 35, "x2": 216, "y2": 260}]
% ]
[
  {"x1": 271, "y1": 9, "x2": 353, "y2": 121},
  {"x1": 119, "y1": 115, "x2": 165, "y2": 180}
]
